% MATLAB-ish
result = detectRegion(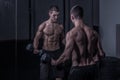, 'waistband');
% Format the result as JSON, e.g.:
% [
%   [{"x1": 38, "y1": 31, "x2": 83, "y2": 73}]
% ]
[
  {"x1": 42, "y1": 48, "x2": 62, "y2": 53},
  {"x1": 71, "y1": 63, "x2": 97, "y2": 69}
]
